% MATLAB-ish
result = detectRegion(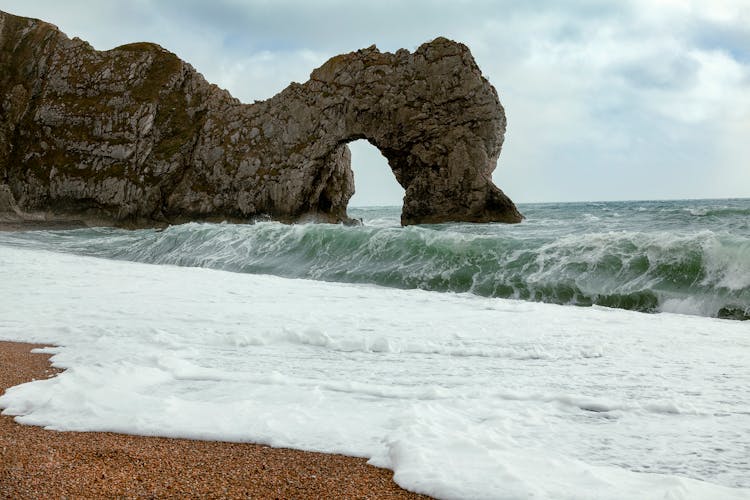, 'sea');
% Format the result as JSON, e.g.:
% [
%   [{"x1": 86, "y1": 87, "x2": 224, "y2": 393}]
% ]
[{"x1": 1, "y1": 198, "x2": 749, "y2": 499}]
